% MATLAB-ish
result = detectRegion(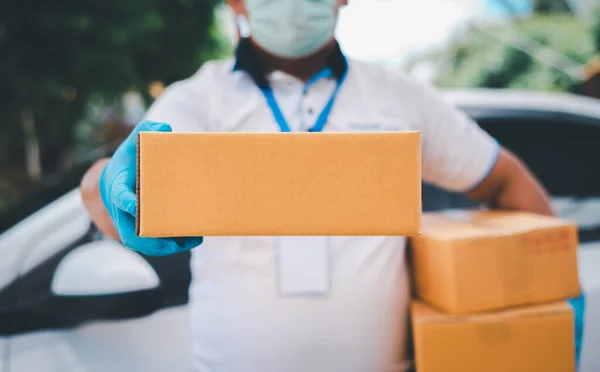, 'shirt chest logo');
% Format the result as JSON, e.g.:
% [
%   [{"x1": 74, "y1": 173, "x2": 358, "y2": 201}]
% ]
[{"x1": 346, "y1": 122, "x2": 385, "y2": 132}]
